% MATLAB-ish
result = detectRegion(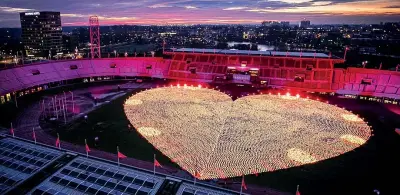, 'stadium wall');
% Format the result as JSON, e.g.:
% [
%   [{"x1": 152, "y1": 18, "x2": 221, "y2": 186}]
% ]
[{"x1": 0, "y1": 57, "x2": 399, "y2": 100}]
